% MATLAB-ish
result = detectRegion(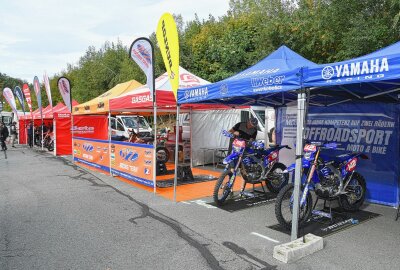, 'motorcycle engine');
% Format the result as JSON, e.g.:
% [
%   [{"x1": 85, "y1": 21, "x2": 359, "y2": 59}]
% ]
[
  {"x1": 315, "y1": 165, "x2": 341, "y2": 198},
  {"x1": 241, "y1": 162, "x2": 263, "y2": 183}
]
